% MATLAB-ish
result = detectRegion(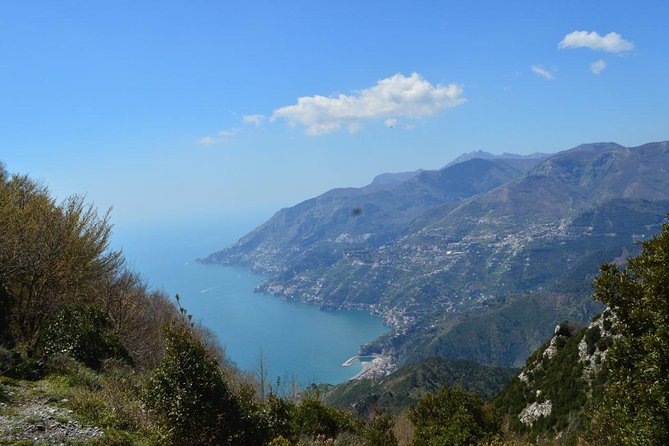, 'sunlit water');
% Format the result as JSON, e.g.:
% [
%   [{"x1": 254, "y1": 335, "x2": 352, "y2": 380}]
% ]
[{"x1": 112, "y1": 216, "x2": 388, "y2": 385}]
